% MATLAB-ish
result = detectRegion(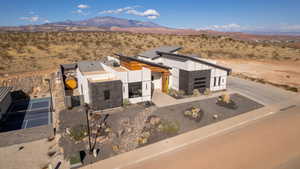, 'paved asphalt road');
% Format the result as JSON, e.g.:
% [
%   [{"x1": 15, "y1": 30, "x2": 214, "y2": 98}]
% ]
[
  {"x1": 125, "y1": 105, "x2": 300, "y2": 169},
  {"x1": 227, "y1": 76, "x2": 297, "y2": 105}
]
